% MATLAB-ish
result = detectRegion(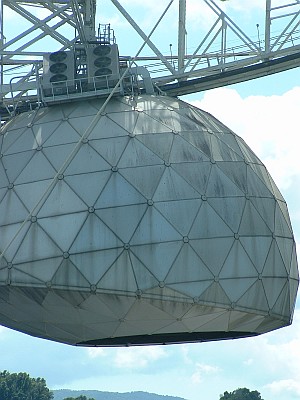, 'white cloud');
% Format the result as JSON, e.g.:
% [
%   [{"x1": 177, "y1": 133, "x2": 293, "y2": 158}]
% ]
[
  {"x1": 223, "y1": 0, "x2": 265, "y2": 13},
  {"x1": 236, "y1": 310, "x2": 300, "y2": 396},
  {"x1": 87, "y1": 348, "x2": 106, "y2": 358},
  {"x1": 191, "y1": 362, "x2": 220, "y2": 385},
  {"x1": 114, "y1": 346, "x2": 168, "y2": 369},
  {"x1": 264, "y1": 379, "x2": 300, "y2": 397},
  {"x1": 180, "y1": 344, "x2": 193, "y2": 365},
  {"x1": 190, "y1": 86, "x2": 300, "y2": 191}
]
